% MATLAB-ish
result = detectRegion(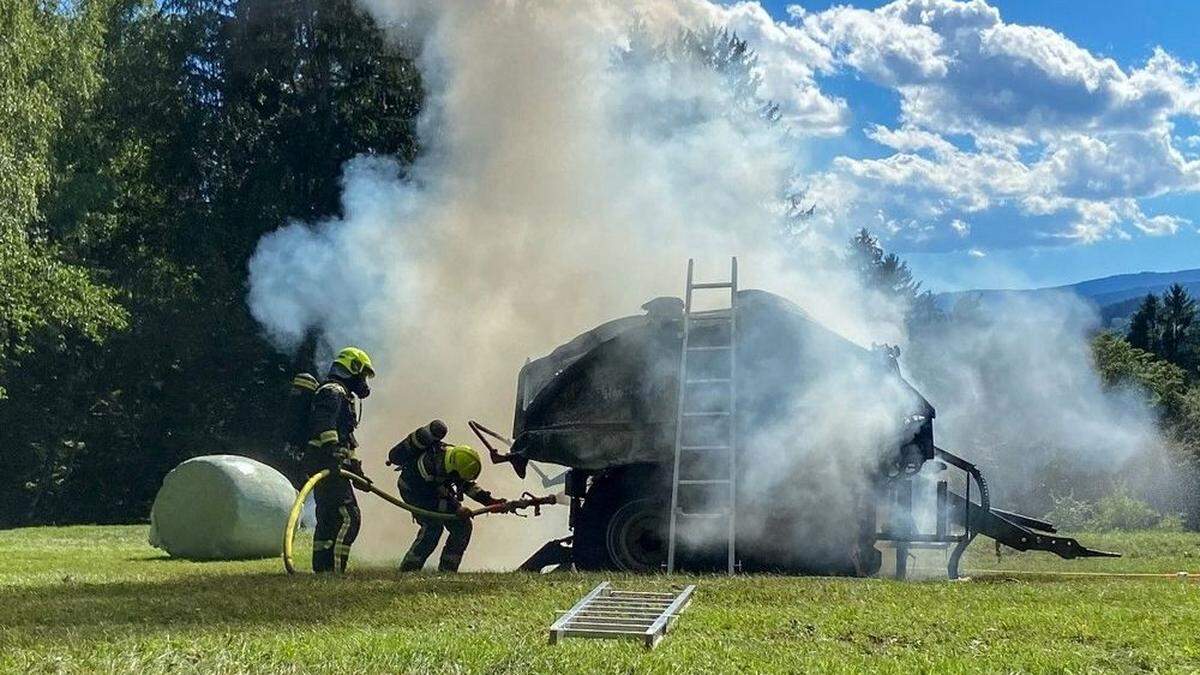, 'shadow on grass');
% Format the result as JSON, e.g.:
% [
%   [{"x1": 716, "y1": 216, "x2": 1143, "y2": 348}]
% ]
[
  {"x1": 123, "y1": 554, "x2": 276, "y2": 562},
  {"x1": 125, "y1": 554, "x2": 213, "y2": 562},
  {"x1": 0, "y1": 570, "x2": 530, "y2": 635}
]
